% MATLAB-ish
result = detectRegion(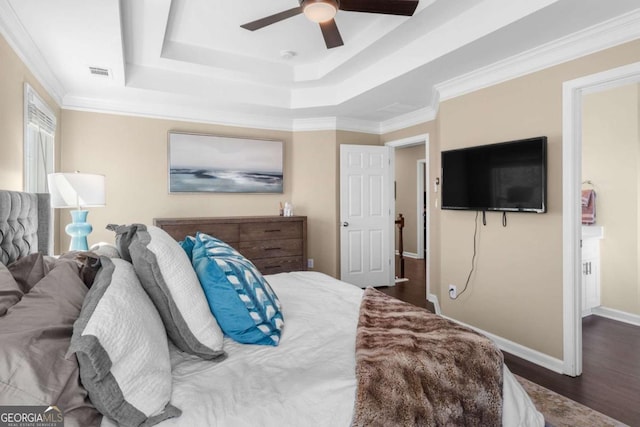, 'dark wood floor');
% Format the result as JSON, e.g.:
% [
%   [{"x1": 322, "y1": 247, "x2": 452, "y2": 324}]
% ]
[
  {"x1": 505, "y1": 316, "x2": 640, "y2": 426},
  {"x1": 379, "y1": 255, "x2": 431, "y2": 310},
  {"x1": 380, "y1": 257, "x2": 640, "y2": 426}
]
